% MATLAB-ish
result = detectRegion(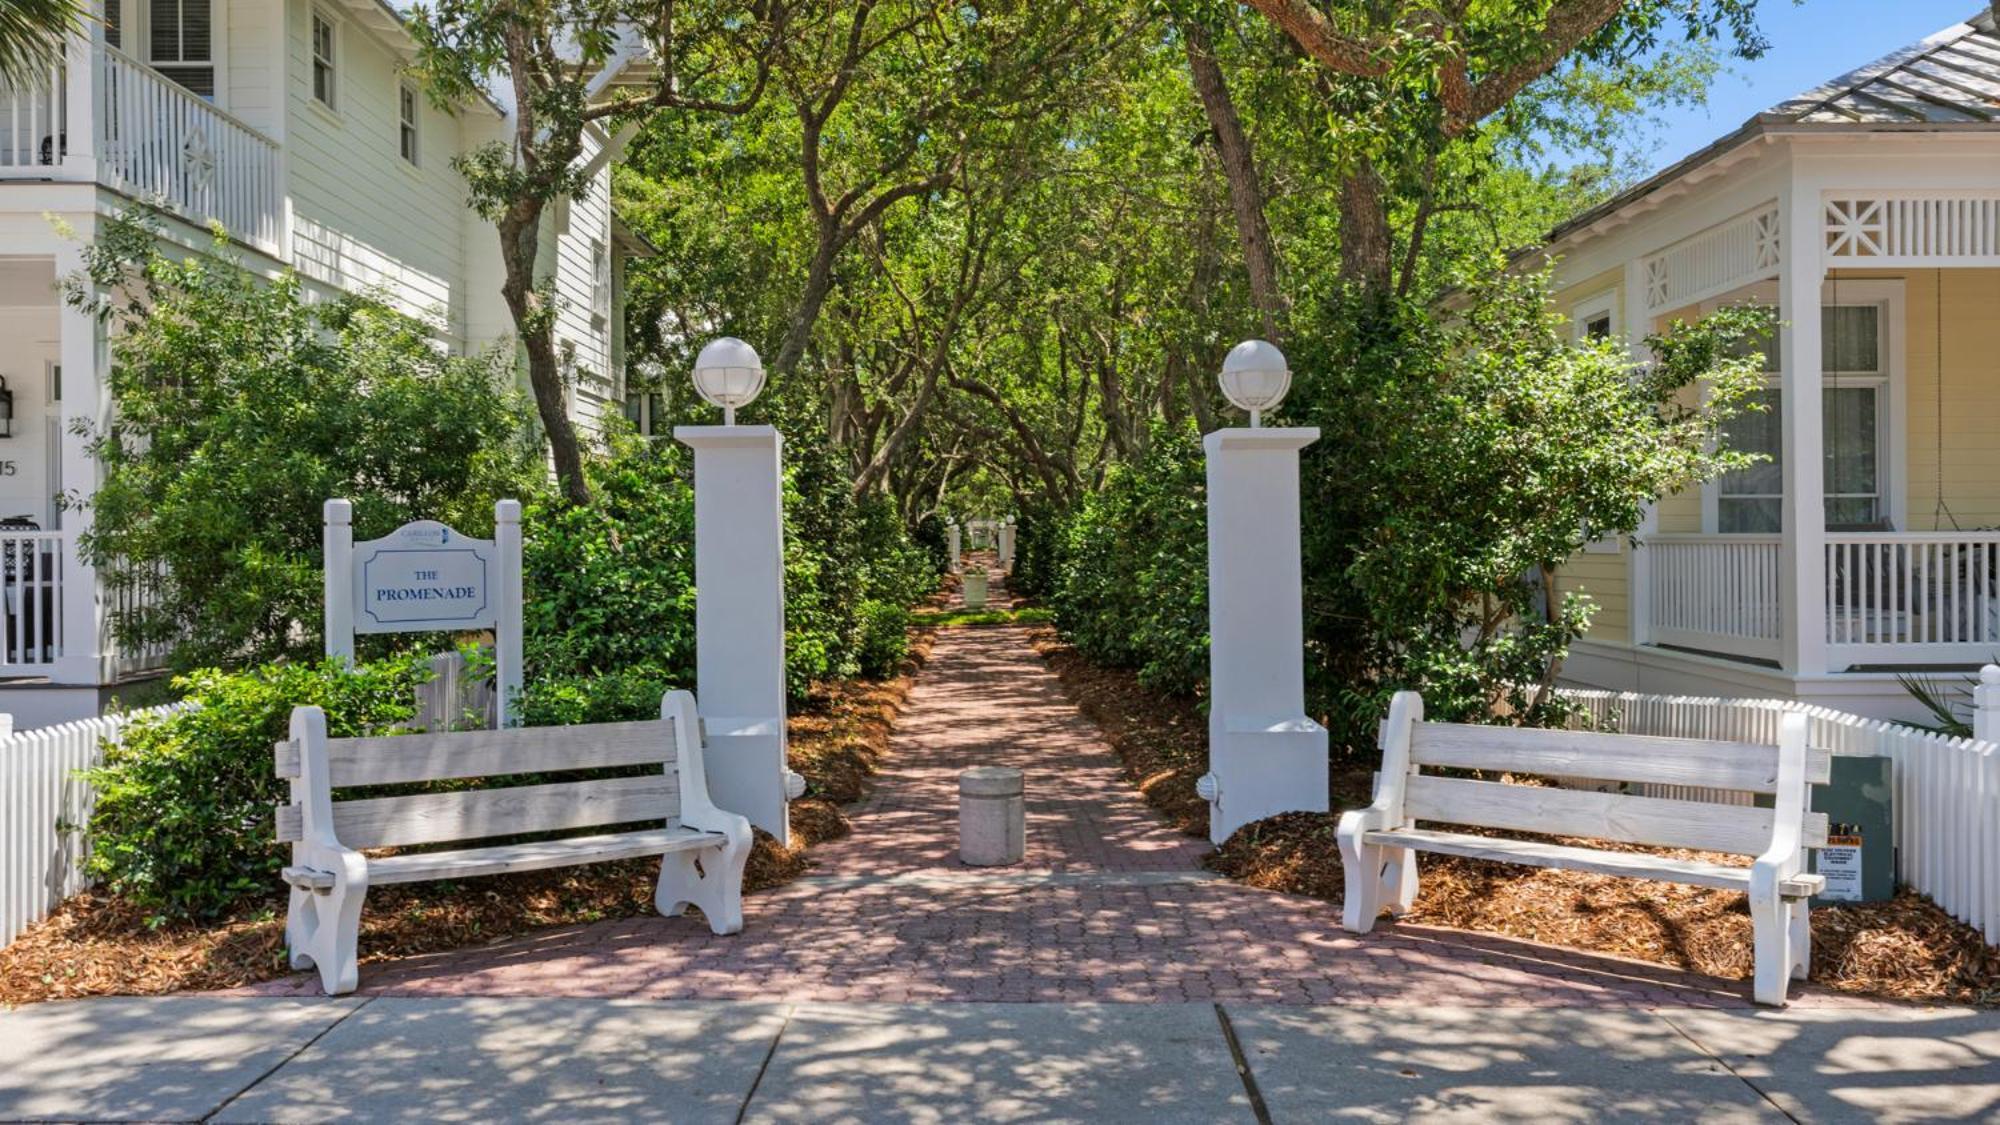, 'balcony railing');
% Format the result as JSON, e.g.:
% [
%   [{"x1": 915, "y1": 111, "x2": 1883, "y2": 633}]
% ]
[
  {"x1": 0, "y1": 41, "x2": 281, "y2": 254},
  {"x1": 1642, "y1": 531, "x2": 2000, "y2": 668}
]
